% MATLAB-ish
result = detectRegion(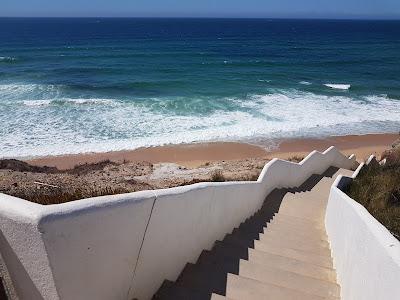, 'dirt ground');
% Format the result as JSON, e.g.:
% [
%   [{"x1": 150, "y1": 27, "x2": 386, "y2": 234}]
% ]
[{"x1": 0, "y1": 157, "x2": 270, "y2": 204}]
